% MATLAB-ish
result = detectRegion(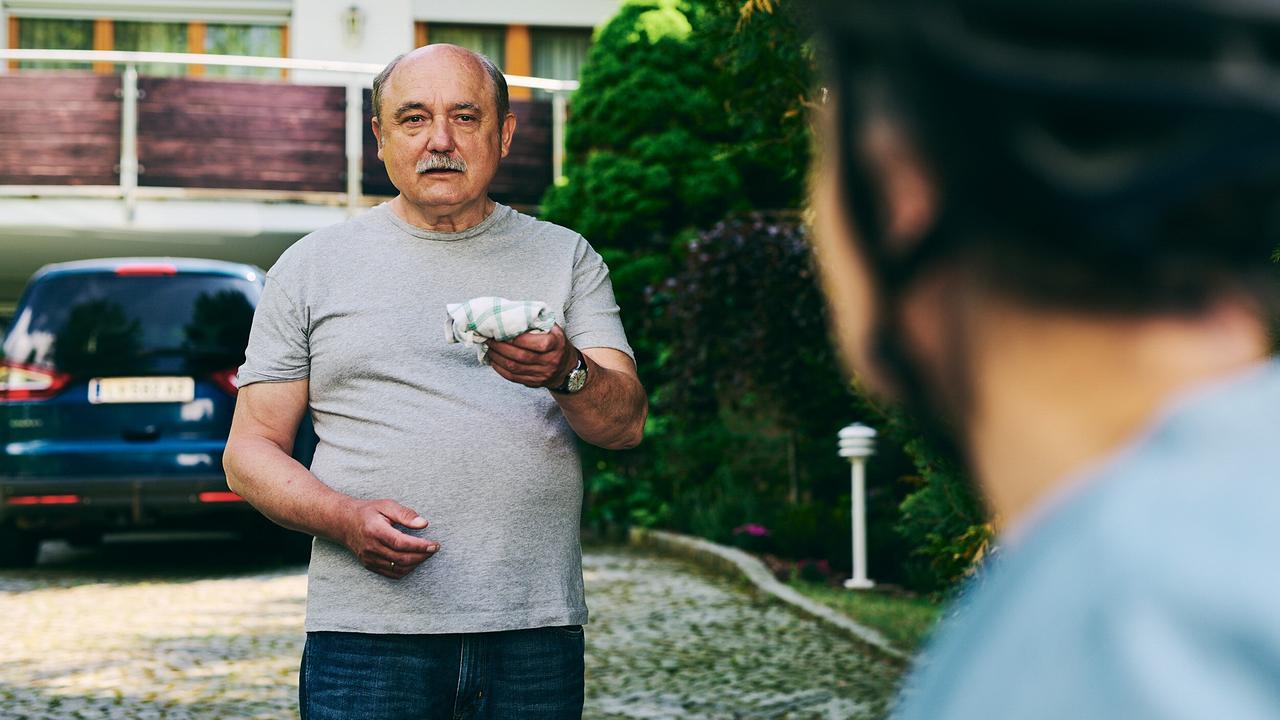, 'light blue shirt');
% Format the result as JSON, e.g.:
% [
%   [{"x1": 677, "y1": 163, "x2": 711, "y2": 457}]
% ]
[{"x1": 894, "y1": 361, "x2": 1280, "y2": 720}]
